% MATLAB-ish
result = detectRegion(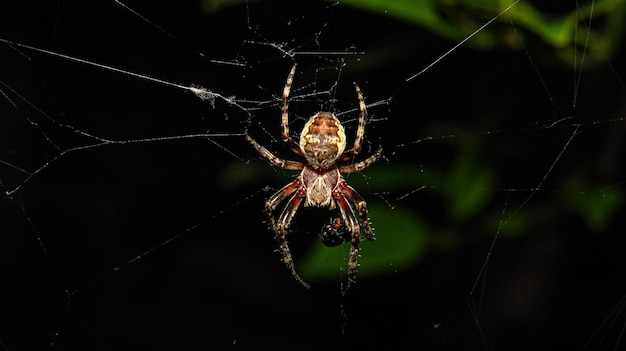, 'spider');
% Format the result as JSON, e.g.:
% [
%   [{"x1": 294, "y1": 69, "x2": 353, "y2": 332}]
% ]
[{"x1": 246, "y1": 64, "x2": 382, "y2": 288}]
